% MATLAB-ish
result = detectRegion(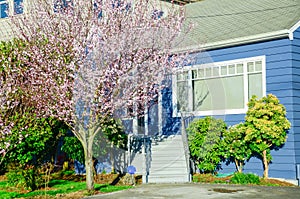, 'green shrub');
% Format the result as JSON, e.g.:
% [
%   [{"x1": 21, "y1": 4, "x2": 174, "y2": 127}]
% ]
[
  {"x1": 187, "y1": 117, "x2": 227, "y2": 173},
  {"x1": 62, "y1": 170, "x2": 76, "y2": 176},
  {"x1": 6, "y1": 166, "x2": 43, "y2": 191},
  {"x1": 6, "y1": 168, "x2": 26, "y2": 188},
  {"x1": 213, "y1": 180, "x2": 228, "y2": 184},
  {"x1": 230, "y1": 173, "x2": 260, "y2": 185},
  {"x1": 244, "y1": 94, "x2": 290, "y2": 178}
]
